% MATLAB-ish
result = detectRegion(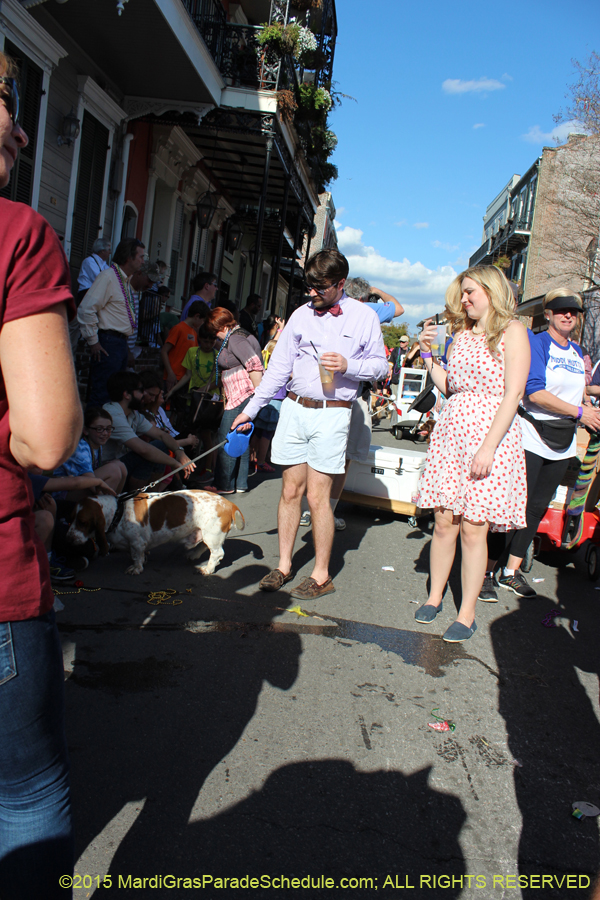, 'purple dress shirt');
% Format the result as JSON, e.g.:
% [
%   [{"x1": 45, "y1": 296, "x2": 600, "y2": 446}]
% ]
[{"x1": 244, "y1": 293, "x2": 388, "y2": 420}]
